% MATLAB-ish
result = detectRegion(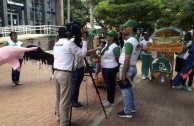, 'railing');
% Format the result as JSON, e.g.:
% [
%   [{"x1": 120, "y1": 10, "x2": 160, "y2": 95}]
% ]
[{"x1": 0, "y1": 25, "x2": 62, "y2": 37}]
